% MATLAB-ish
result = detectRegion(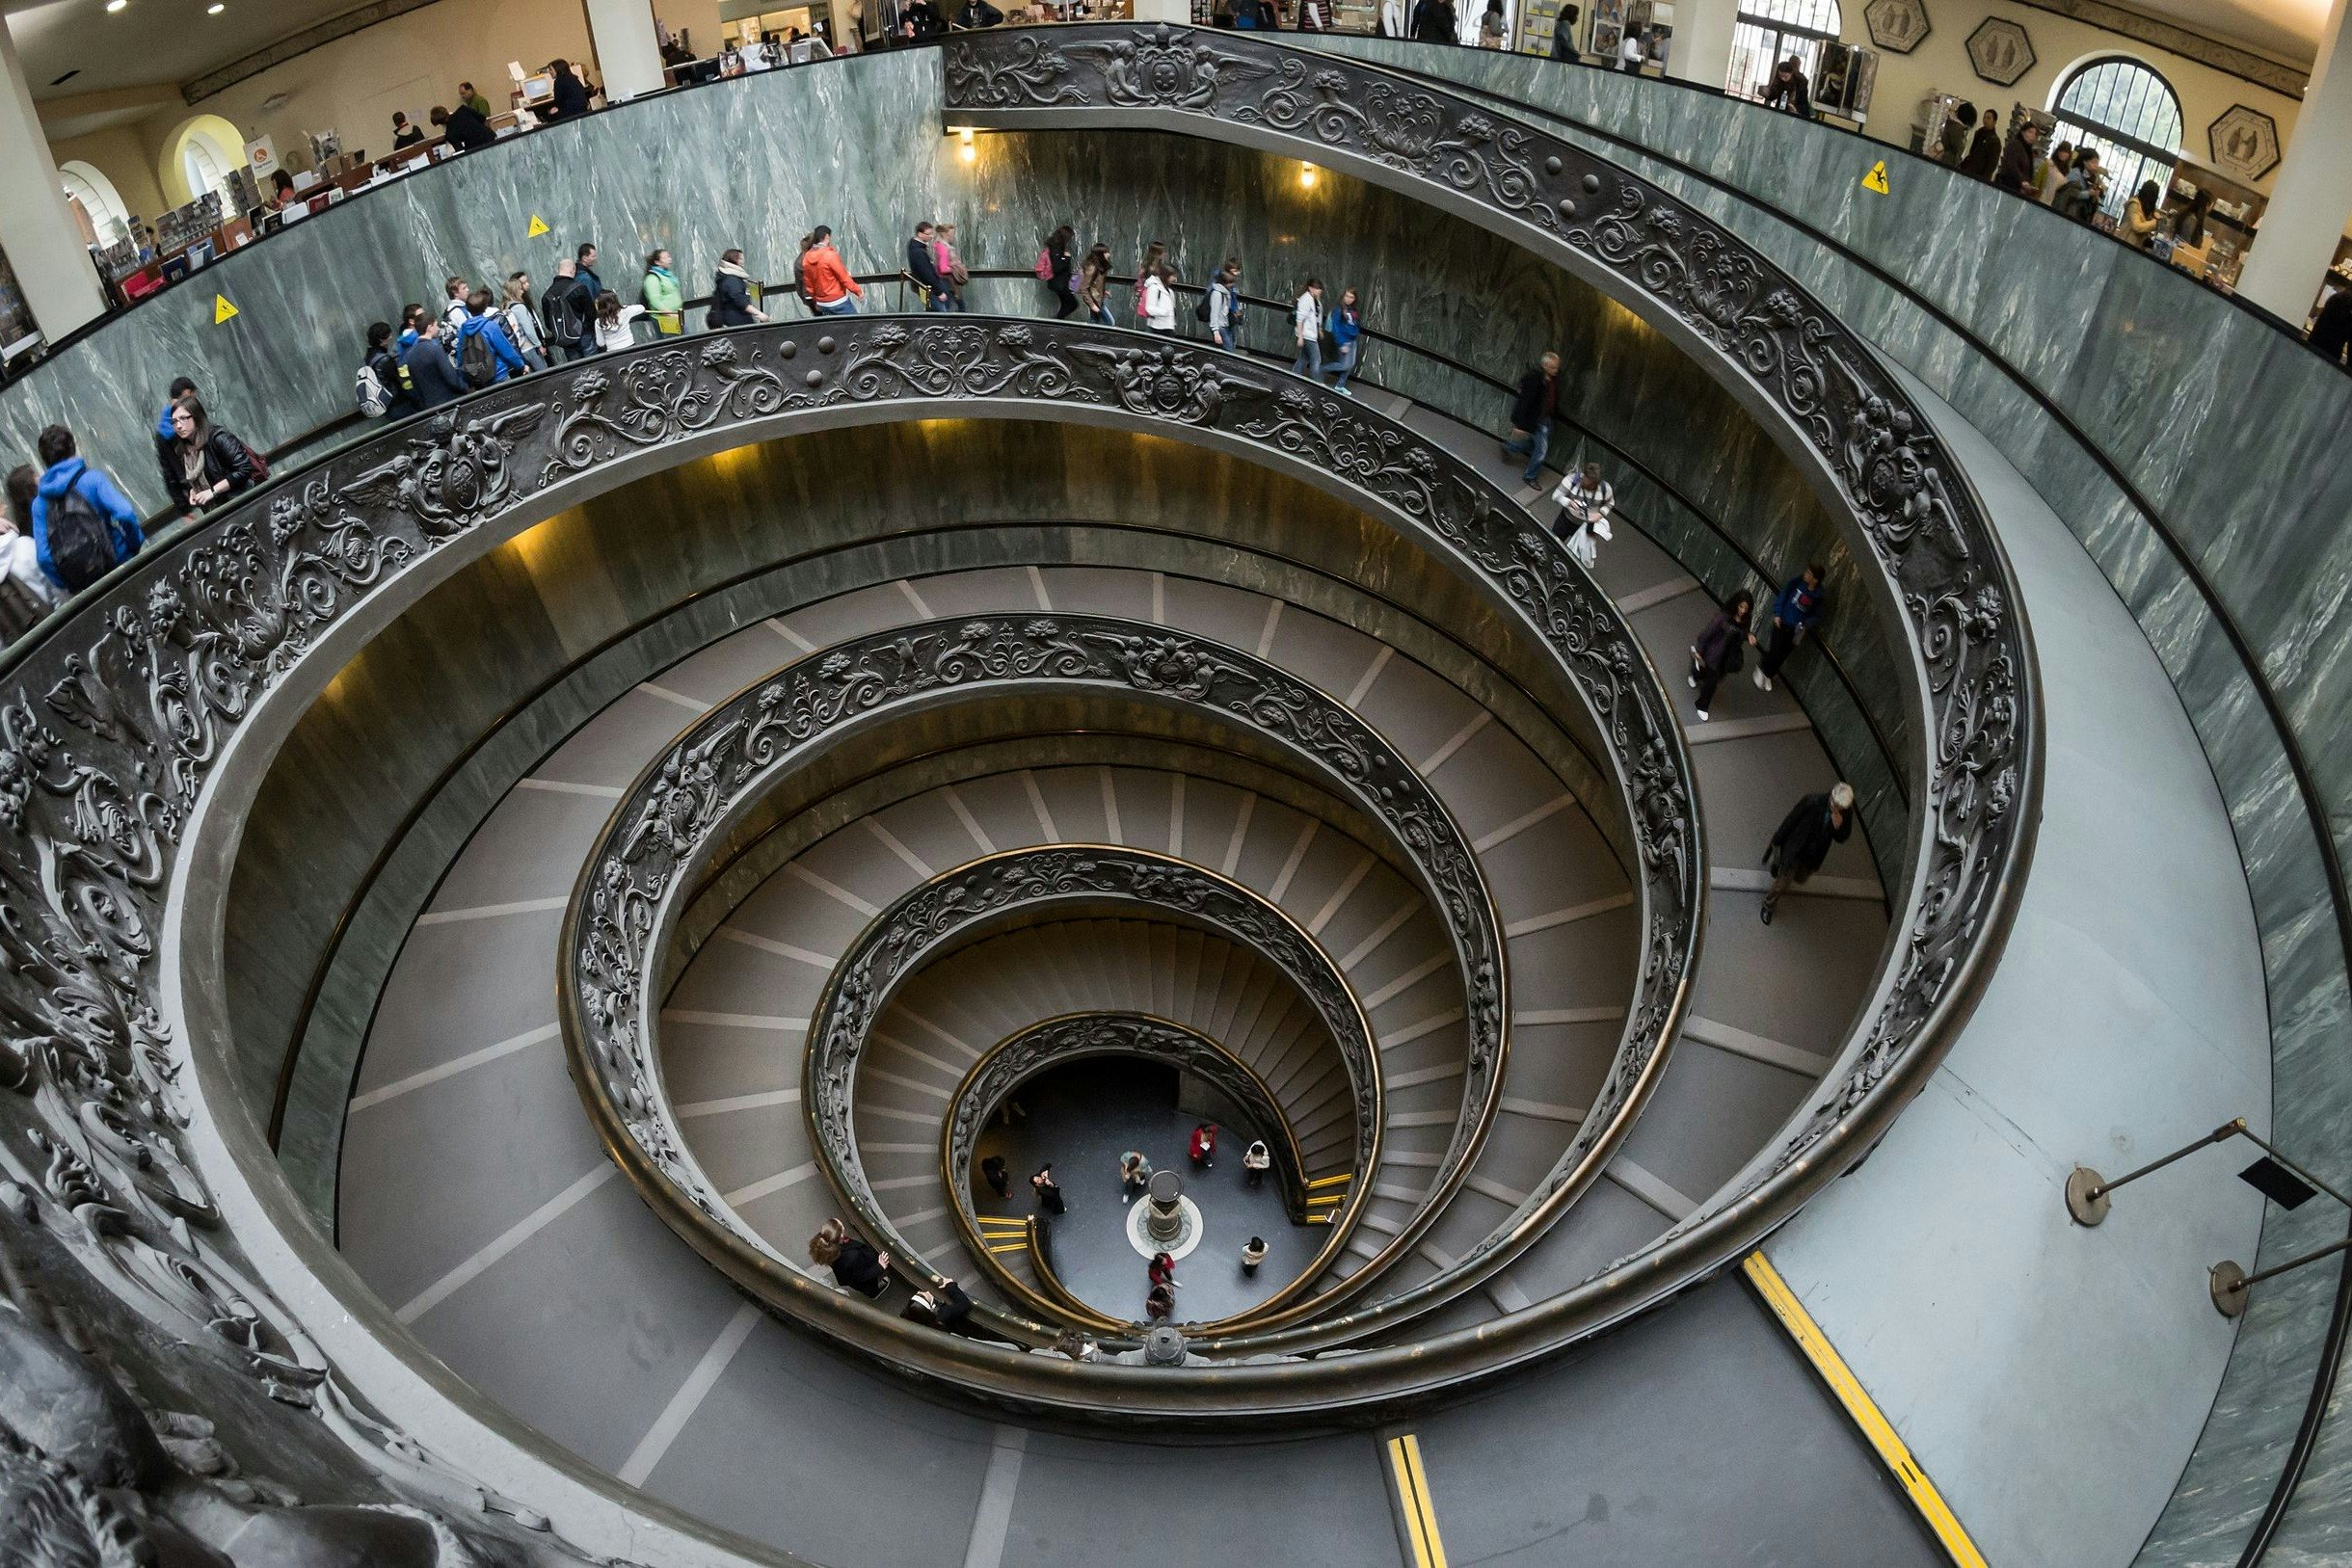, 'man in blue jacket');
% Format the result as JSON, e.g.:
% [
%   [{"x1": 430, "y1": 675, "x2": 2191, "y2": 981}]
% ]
[
  {"x1": 1754, "y1": 563, "x2": 1826, "y2": 693},
  {"x1": 454, "y1": 289, "x2": 528, "y2": 385},
  {"x1": 400, "y1": 315, "x2": 469, "y2": 408},
  {"x1": 31, "y1": 426, "x2": 146, "y2": 594}
]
